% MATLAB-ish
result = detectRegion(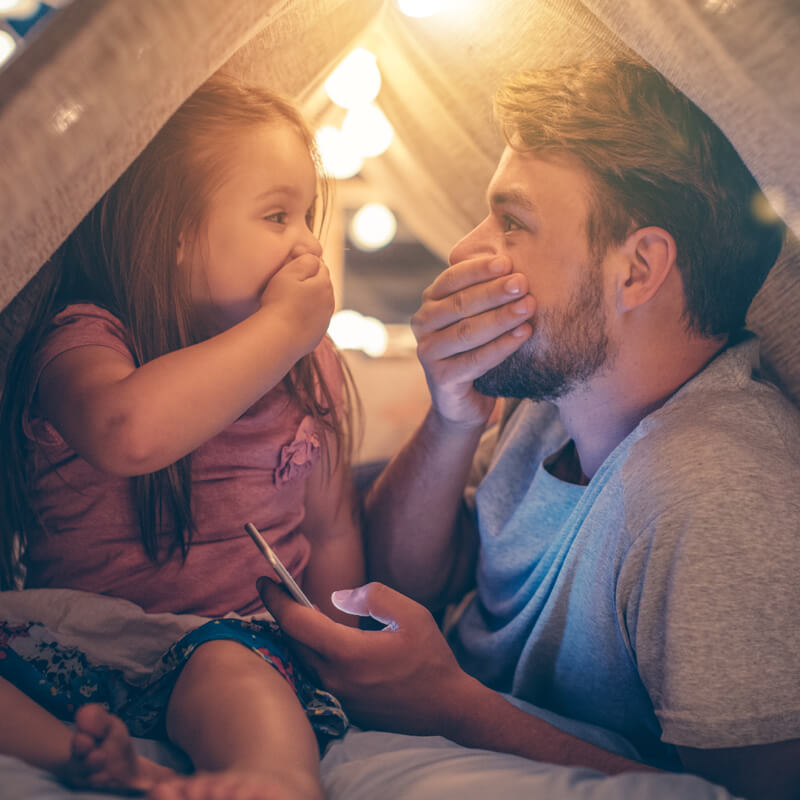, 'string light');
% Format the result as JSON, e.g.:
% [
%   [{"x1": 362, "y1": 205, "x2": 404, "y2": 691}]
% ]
[
  {"x1": 328, "y1": 309, "x2": 389, "y2": 357},
  {"x1": 324, "y1": 48, "x2": 381, "y2": 110},
  {"x1": 397, "y1": 0, "x2": 443, "y2": 17},
  {"x1": 350, "y1": 203, "x2": 397, "y2": 251},
  {"x1": 0, "y1": 29, "x2": 16, "y2": 67},
  {"x1": 341, "y1": 104, "x2": 394, "y2": 158},
  {"x1": 315, "y1": 125, "x2": 363, "y2": 179},
  {"x1": 0, "y1": 0, "x2": 38, "y2": 15}
]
